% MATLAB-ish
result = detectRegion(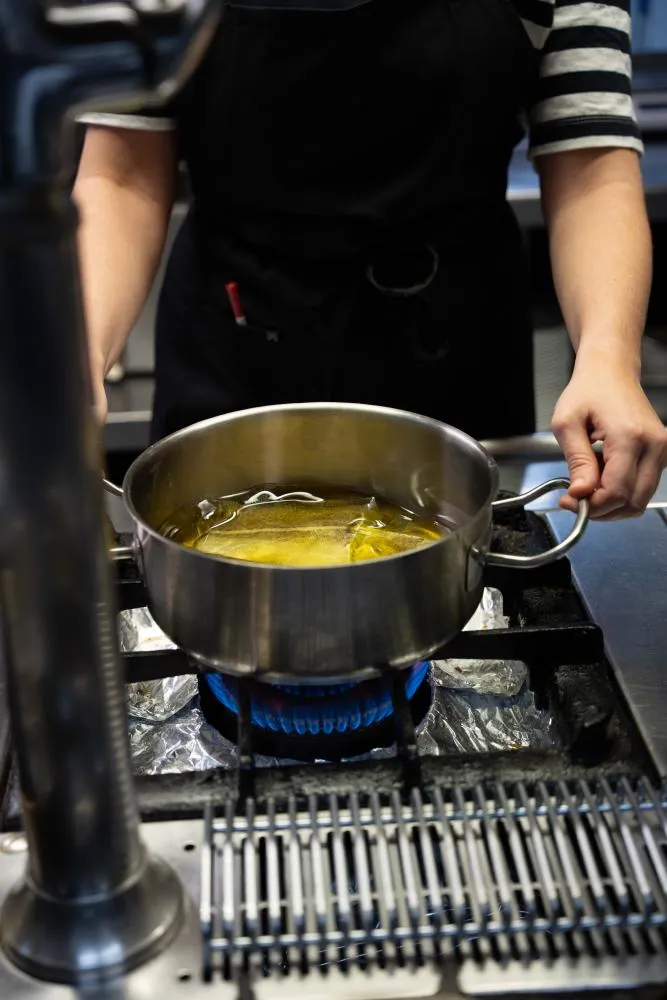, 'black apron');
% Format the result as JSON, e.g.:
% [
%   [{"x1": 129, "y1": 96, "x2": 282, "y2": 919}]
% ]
[{"x1": 152, "y1": 0, "x2": 540, "y2": 442}]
